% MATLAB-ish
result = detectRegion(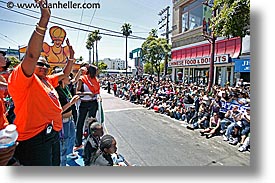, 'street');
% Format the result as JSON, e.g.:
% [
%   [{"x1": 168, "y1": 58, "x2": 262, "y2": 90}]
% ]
[{"x1": 100, "y1": 89, "x2": 250, "y2": 166}]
